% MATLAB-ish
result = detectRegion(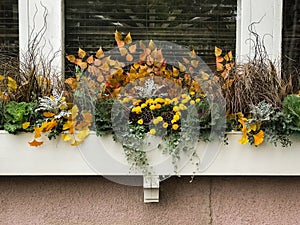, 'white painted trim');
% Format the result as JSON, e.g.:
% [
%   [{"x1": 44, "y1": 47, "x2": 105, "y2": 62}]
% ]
[
  {"x1": 61, "y1": 0, "x2": 65, "y2": 74},
  {"x1": 18, "y1": 0, "x2": 64, "y2": 75},
  {"x1": 236, "y1": 0, "x2": 250, "y2": 62},
  {"x1": 18, "y1": 0, "x2": 29, "y2": 58},
  {"x1": 236, "y1": 0, "x2": 283, "y2": 65},
  {"x1": 144, "y1": 176, "x2": 160, "y2": 203},
  {"x1": 273, "y1": 0, "x2": 283, "y2": 71}
]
